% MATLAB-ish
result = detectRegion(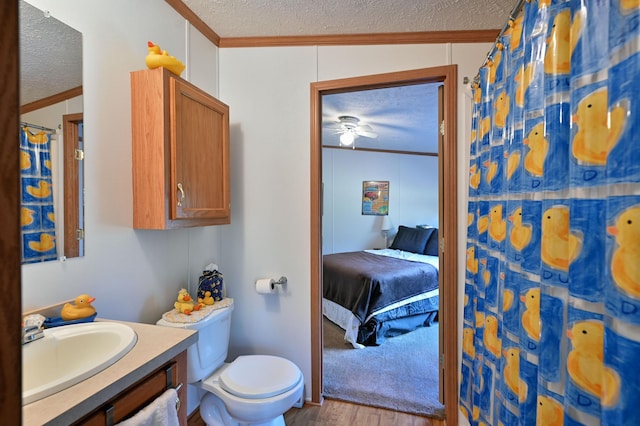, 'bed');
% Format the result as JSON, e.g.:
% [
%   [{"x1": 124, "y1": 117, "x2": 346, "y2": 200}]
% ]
[{"x1": 323, "y1": 225, "x2": 440, "y2": 348}]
